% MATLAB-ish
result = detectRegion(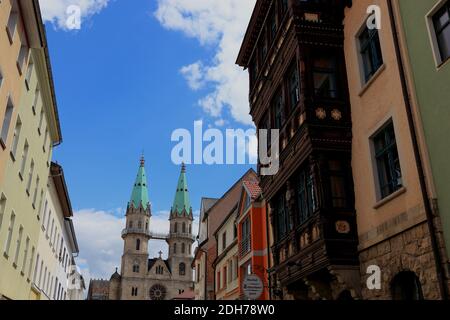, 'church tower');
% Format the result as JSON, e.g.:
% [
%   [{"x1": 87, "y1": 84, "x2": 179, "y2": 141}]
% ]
[
  {"x1": 168, "y1": 163, "x2": 194, "y2": 282},
  {"x1": 120, "y1": 156, "x2": 151, "y2": 300}
]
